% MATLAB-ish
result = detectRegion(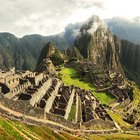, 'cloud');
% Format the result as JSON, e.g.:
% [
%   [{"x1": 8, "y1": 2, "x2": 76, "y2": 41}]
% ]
[
  {"x1": 0, "y1": 0, "x2": 106, "y2": 36},
  {"x1": 0, "y1": 0, "x2": 139, "y2": 37},
  {"x1": 76, "y1": 0, "x2": 104, "y2": 9}
]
